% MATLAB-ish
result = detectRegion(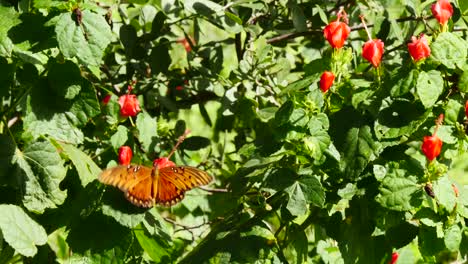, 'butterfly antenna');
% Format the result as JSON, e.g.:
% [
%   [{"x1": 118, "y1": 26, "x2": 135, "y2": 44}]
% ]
[{"x1": 167, "y1": 129, "x2": 191, "y2": 159}]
